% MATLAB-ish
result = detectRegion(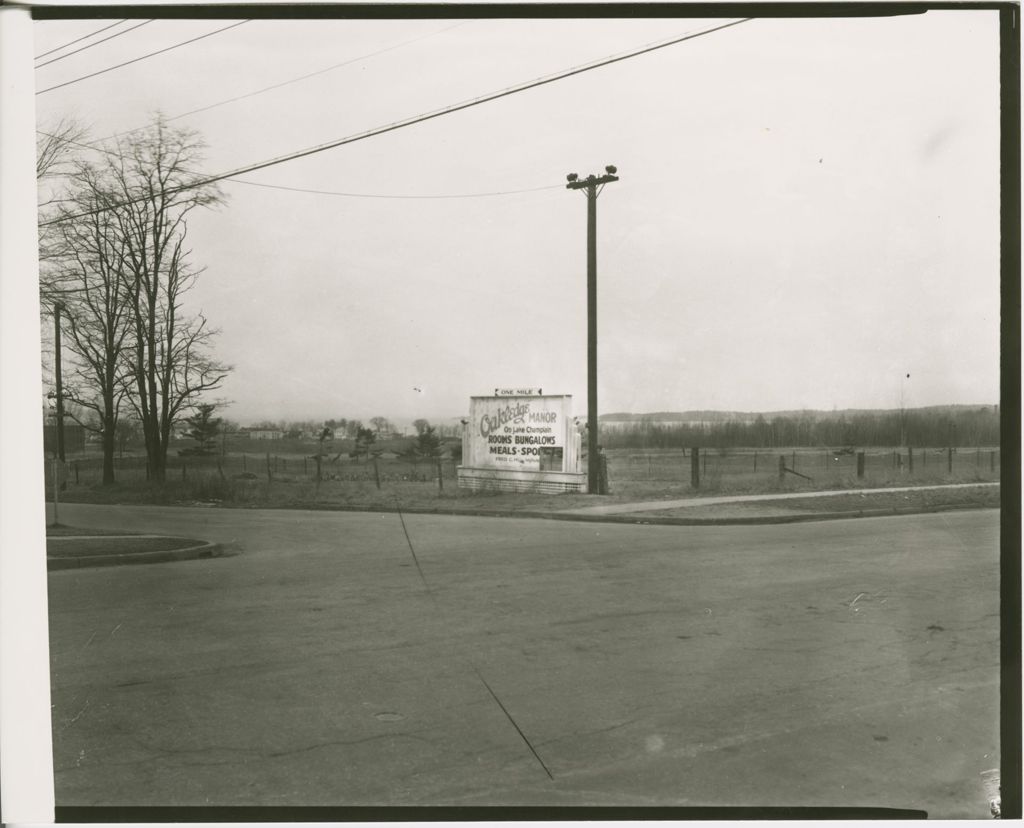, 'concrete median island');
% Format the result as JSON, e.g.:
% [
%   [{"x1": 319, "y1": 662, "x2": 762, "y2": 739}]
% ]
[{"x1": 46, "y1": 526, "x2": 230, "y2": 570}]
